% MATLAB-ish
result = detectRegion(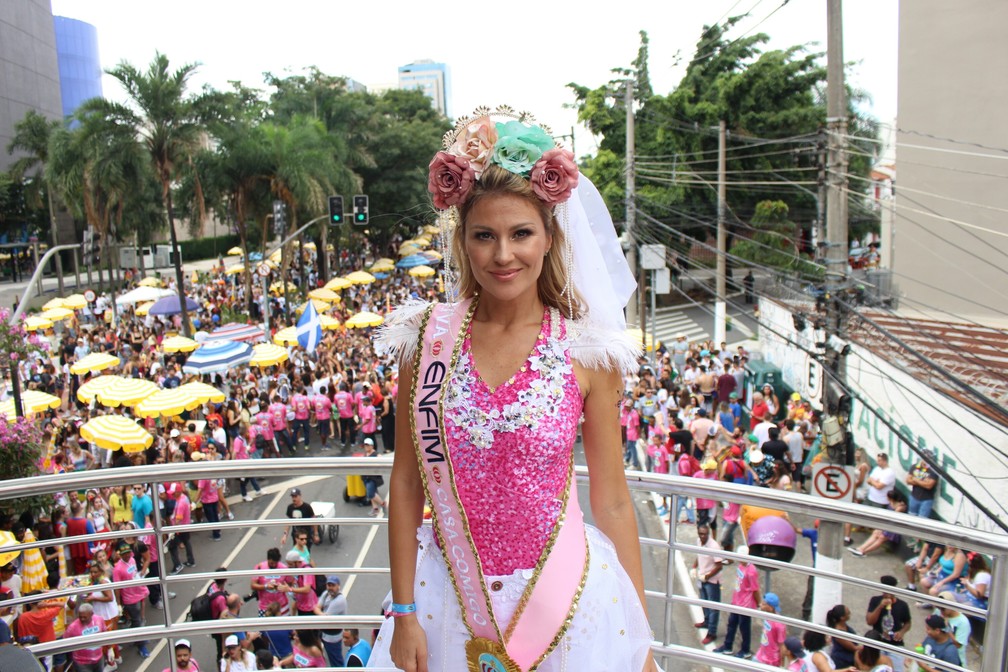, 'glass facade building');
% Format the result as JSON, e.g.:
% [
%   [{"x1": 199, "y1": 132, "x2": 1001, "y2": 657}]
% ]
[
  {"x1": 398, "y1": 60, "x2": 450, "y2": 117},
  {"x1": 53, "y1": 16, "x2": 103, "y2": 120}
]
